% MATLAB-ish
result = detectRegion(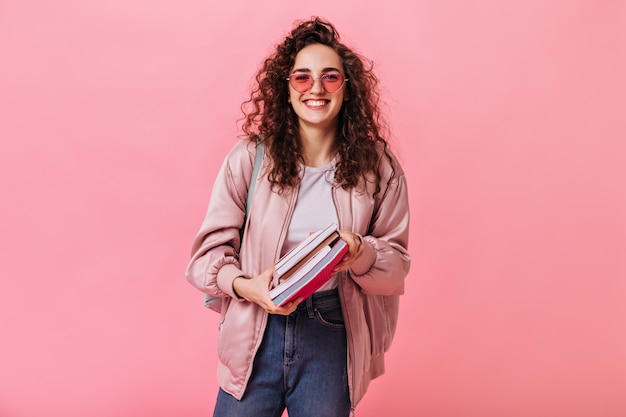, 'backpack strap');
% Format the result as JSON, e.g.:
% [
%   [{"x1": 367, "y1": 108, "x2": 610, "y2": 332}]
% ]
[
  {"x1": 242, "y1": 141, "x2": 265, "y2": 234},
  {"x1": 204, "y1": 141, "x2": 265, "y2": 310}
]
